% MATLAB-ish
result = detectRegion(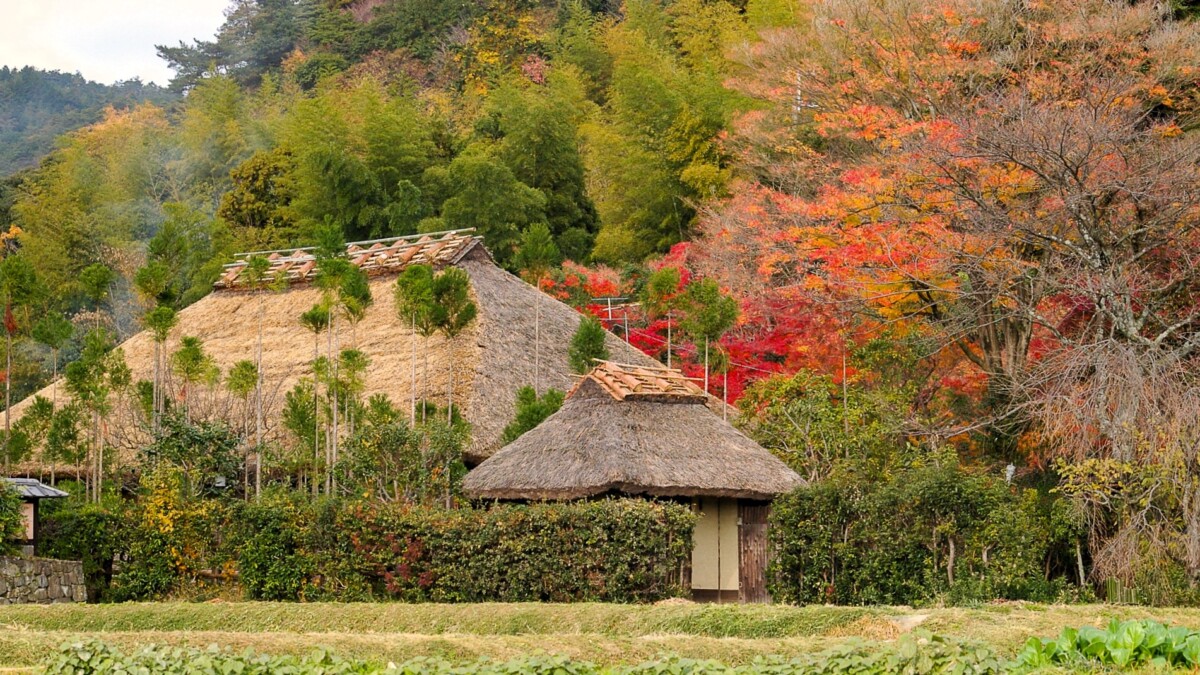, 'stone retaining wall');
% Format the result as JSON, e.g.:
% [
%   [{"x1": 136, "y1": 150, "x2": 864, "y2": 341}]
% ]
[{"x1": 0, "y1": 556, "x2": 86, "y2": 604}]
